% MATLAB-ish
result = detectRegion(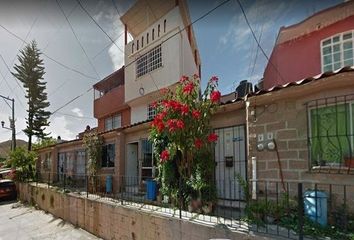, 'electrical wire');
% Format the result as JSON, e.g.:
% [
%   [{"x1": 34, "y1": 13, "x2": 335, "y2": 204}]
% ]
[
  {"x1": 235, "y1": 0, "x2": 286, "y2": 84},
  {"x1": 76, "y1": 0, "x2": 124, "y2": 54},
  {"x1": 0, "y1": 23, "x2": 99, "y2": 81},
  {"x1": 54, "y1": 111, "x2": 95, "y2": 120},
  {"x1": 56, "y1": 0, "x2": 101, "y2": 80}
]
